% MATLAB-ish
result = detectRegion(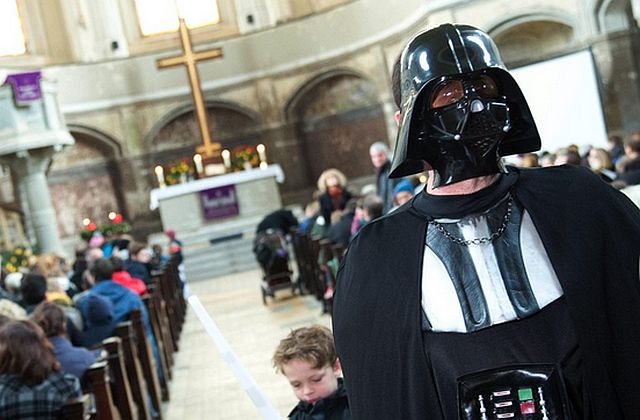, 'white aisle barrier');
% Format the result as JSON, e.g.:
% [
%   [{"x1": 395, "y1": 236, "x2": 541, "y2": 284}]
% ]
[{"x1": 188, "y1": 295, "x2": 281, "y2": 420}]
